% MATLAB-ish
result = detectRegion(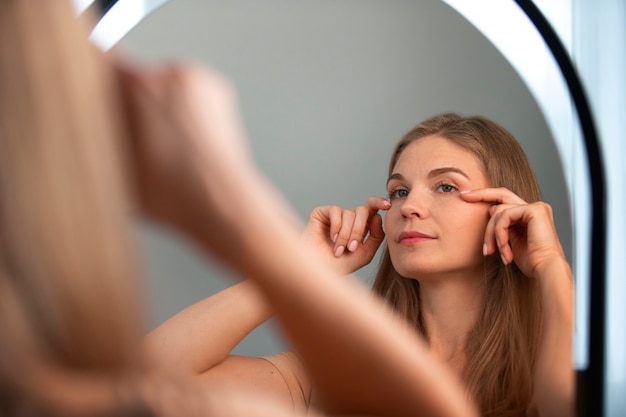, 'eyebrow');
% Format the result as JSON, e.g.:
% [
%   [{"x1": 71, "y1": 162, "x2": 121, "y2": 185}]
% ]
[
  {"x1": 428, "y1": 167, "x2": 471, "y2": 180},
  {"x1": 386, "y1": 167, "x2": 470, "y2": 185}
]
